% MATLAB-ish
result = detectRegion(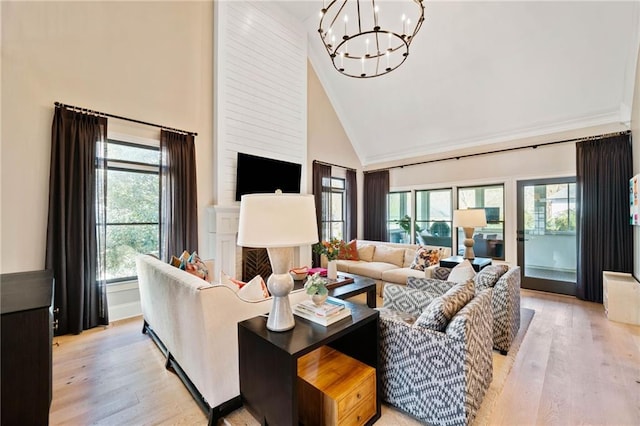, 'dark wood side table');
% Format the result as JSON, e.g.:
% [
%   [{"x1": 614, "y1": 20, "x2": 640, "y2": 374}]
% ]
[
  {"x1": 238, "y1": 298, "x2": 380, "y2": 425},
  {"x1": 440, "y1": 255, "x2": 492, "y2": 272}
]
